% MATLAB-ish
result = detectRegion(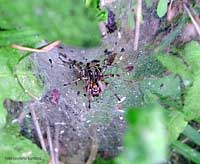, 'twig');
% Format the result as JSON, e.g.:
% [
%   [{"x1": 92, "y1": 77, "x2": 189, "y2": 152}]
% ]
[
  {"x1": 169, "y1": 0, "x2": 174, "y2": 11},
  {"x1": 30, "y1": 105, "x2": 47, "y2": 151},
  {"x1": 134, "y1": 0, "x2": 142, "y2": 51},
  {"x1": 184, "y1": 4, "x2": 200, "y2": 37},
  {"x1": 54, "y1": 124, "x2": 60, "y2": 164},
  {"x1": 12, "y1": 40, "x2": 61, "y2": 53},
  {"x1": 86, "y1": 125, "x2": 99, "y2": 164},
  {"x1": 46, "y1": 118, "x2": 56, "y2": 164}
]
